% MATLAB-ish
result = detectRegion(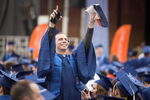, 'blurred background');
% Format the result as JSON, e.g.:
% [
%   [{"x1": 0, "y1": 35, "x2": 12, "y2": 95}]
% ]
[{"x1": 0, "y1": 0, "x2": 150, "y2": 61}]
